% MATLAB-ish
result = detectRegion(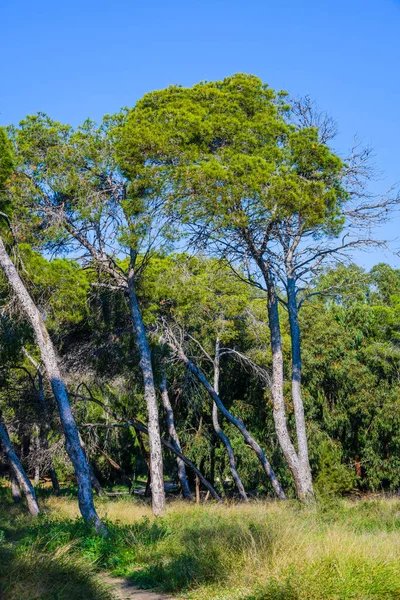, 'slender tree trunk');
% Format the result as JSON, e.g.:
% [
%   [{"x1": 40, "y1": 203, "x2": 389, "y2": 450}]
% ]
[
  {"x1": 78, "y1": 433, "x2": 105, "y2": 496},
  {"x1": 32, "y1": 423, "x2": 41, "y2": 485},
  {"x1": 0, "y1": 237, "x2": 104, "y2": 532},
  {"x1": 159, "y1": 371, "x2": 192, "y2": 500},
  {"x1": 166, "y1": 336, "x2": 286, "y2": 499},
  {"x1": 127, "y1": 253, "x2": 165, "y2": 516},
  {"x1": 286, "y1": 276, "x2": 314, "y2": 499},
  {"x1": 212, "y1": 339, "x2": 248, "y2": 501},
  {"x1": 264, "y1": 269, "x2": 305, "y2": 498},
  {"x1": 23, "y1": 351, "x2": 61, "y2": 495},
  {"x1": 134, "y1": 427, "x2": 152, "y2": 495},
  {"x1": 0, "y1": 416, "x2": 39, "y2": 515},
  {"x1": 77, "y1": 394, "x2": 221, "y2": 501},
  {"x1": 10, "y1": 467, "x2": 22, "y2": 504},
  {"x1": 94, "y1": 443, "x2": 133, "y2": 492},
  {"x1": 144, "y1": 472, "x2": 152, "y2": 498},
  {"x1": 49, "y1": 466, "x2": 60, "y2": 495}
]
